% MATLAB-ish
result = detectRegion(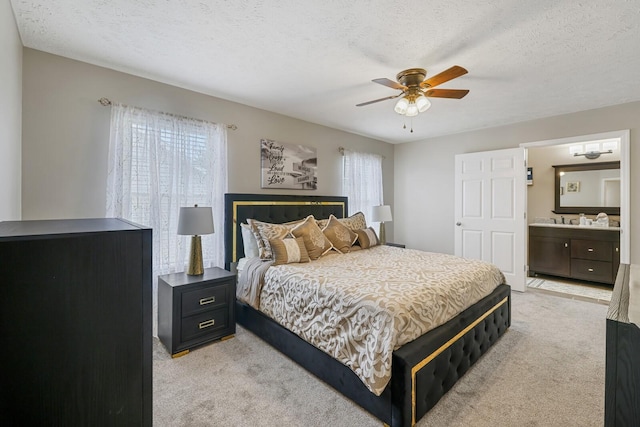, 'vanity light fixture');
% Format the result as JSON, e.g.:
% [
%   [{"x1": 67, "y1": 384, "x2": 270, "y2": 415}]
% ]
[{"x1": 573, "y1": 149, "x2": 613, "y2": 160}]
